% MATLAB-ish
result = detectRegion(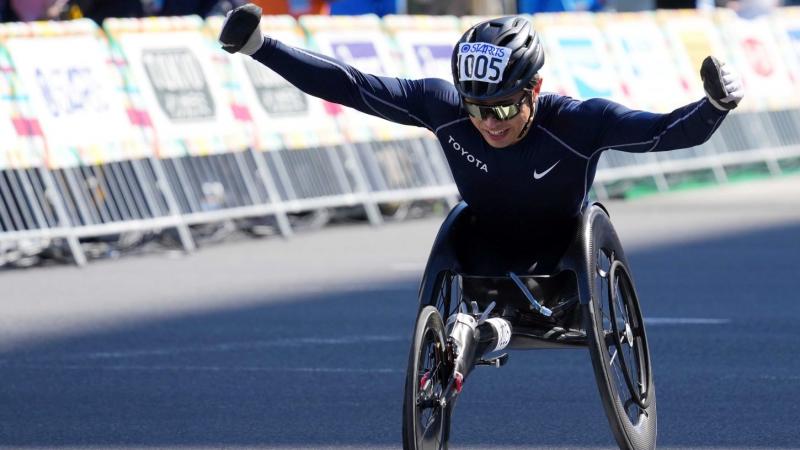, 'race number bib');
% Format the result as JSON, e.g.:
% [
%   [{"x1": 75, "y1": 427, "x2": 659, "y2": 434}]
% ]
[{"x1": 457, "y1": 42, "x2": 511, "y2": 83}]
